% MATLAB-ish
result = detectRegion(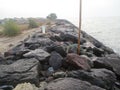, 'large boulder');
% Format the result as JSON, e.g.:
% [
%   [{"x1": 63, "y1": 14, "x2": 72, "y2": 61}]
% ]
[
  {"x1": 46, "y1": 78, "x2": 105, "y2": 90},
  {"x1": 66, "y1": 53, "x2": 91, "y2": 71},
  {"x1": 60, "y1": 33, "x2": 78, "y2": 43},
  {"x1": 49, "y1": 51, "x2": 63, "y2": 70},
  {"x1": 0, "y1": 58, "x2": 40, "y2": 86},
  {"x1": 94, "y1": 54, "x2": 120, "y2": 77},
  {"x1": 23, "y1": 49, "x2": 50, "y2": 61},
  {"x1": 68, "y1": 69, "x2": 116, "y2": 90}
]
